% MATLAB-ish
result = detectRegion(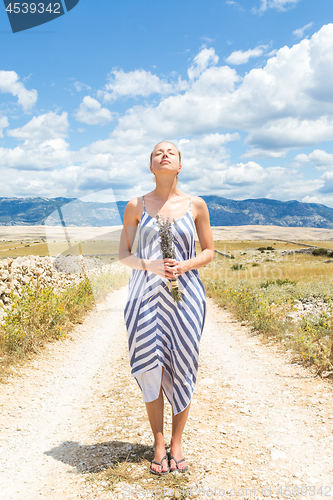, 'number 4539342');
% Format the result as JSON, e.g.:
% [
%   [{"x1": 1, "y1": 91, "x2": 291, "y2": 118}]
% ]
[{"x1": 6, "y1": 3, "x2": 62, "y2": 14}]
